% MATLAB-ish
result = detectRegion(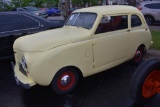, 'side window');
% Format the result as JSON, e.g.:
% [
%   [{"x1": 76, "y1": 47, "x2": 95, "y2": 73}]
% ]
[
  {"x1": 145, "y1": 3, "x2": 160, "y2": 9},
  {"x1": 23, "y1": 15, "x2": 39, "y2": 28},
  {"x1": 155, "y1": 3, "x2": 160, "y2": 9},
  {"x1": 0, "y1": 14, "x2": 25, "y2": 32},
  {"x1": 145, "y1": 4, "x2": 152, "y2": 8},
  {"x1": 131, "y1": 15, "x2": 142, "y2": 27},
  {"x1": 95, "y1": 15, "x2": 128, "y2": 34}
]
